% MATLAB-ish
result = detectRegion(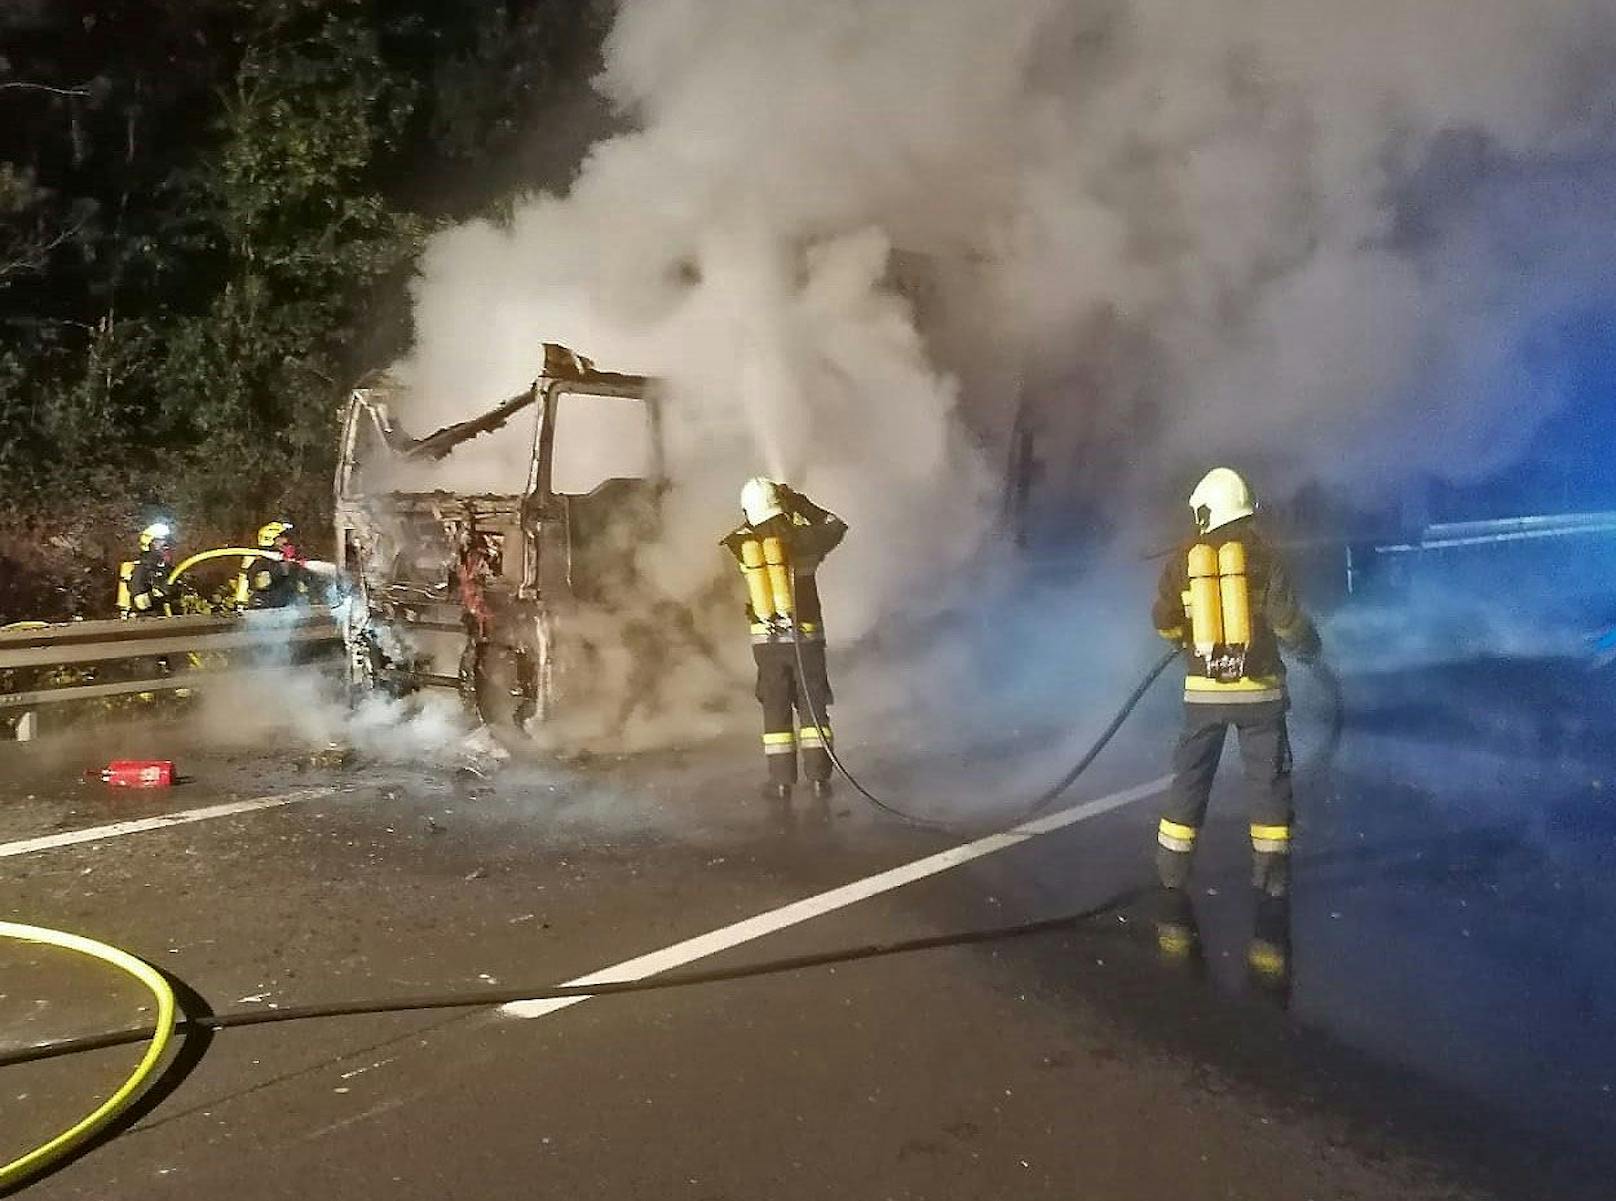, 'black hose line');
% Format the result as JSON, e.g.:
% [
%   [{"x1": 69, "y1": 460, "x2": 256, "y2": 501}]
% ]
[
  {"x1": 792, "y1": 626, "x2": 1178, "y2": 834},
  {"x1": 0, "y1": 888, "x2": 1147, "y2": 1071}
]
